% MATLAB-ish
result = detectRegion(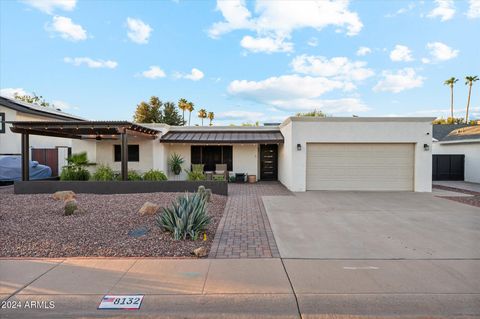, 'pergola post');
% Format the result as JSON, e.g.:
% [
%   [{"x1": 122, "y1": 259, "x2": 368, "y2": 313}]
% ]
[
  {"x1": 120, "y1": 130, "x2": 128, "y2": 181},
  {"x1": 21, "y1": 133, "x2": 29, "y2": 181}
]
